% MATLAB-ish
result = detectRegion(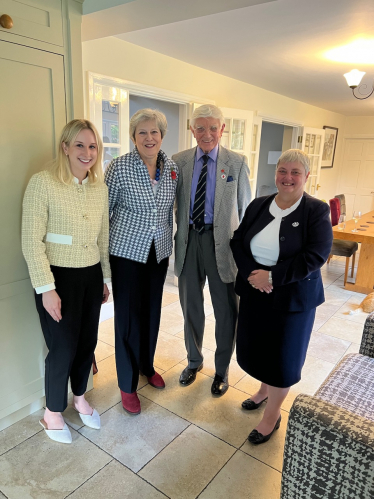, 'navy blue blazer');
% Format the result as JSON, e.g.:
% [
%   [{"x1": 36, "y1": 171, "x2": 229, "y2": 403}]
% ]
[{"x1": 230, "y1": 193, "x2": 333, "y2": 311}]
